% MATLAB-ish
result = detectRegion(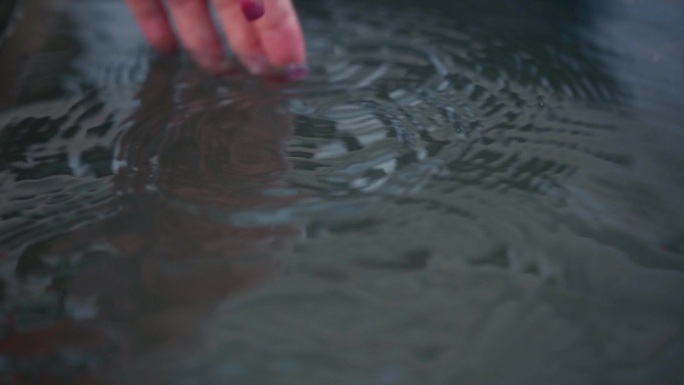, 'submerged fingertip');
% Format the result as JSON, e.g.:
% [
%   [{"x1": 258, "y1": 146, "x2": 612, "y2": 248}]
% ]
[
  {"x1": 156, "y1": 40, "x2": 180, "y2": 55},
  {"x1": 240, "y1": 55, "x2": 270, "y2": 76},
  {"x1": 285, "y1": 64, "x2": 309, "y2": 81},
  {"x1": 241, "y1": 0, "x2": 265, "y2": 21},
  {"x1": 263, "y1": 64, "x2": 309, "y2": 83},
  {"x1": 193, "y1": 54, "x2": 235, "y2": 76}
]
